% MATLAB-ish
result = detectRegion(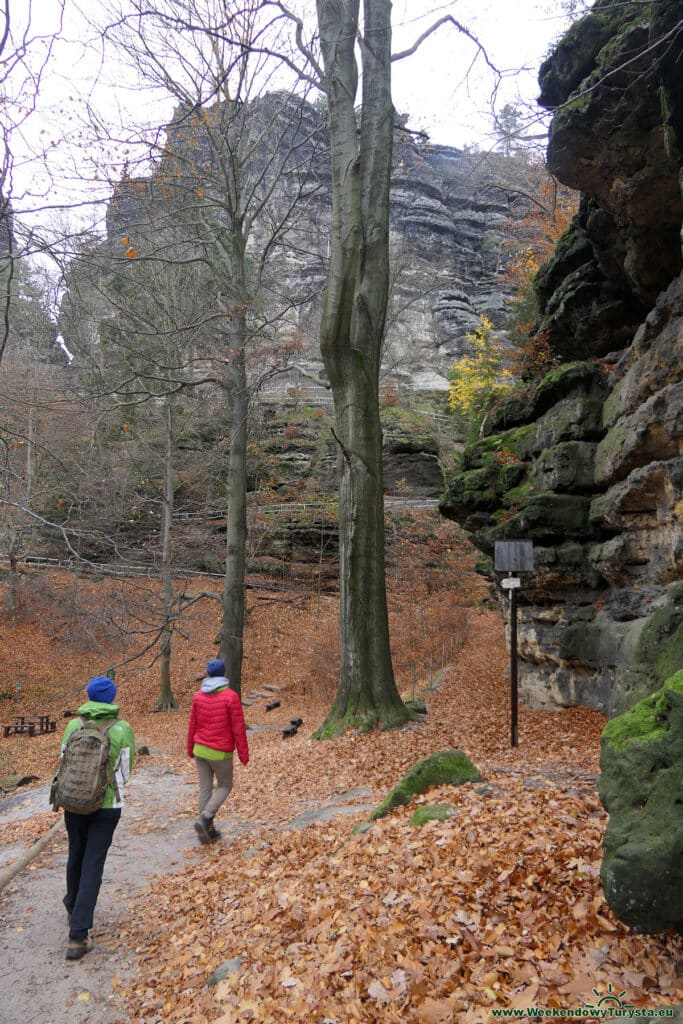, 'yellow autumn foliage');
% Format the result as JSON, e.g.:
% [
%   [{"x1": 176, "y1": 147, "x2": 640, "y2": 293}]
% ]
[{"x1": 448, "y1": 315, "x2": 512, "y2": 418}]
